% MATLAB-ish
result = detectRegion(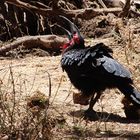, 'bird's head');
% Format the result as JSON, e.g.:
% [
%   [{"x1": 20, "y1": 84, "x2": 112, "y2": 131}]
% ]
[{"x1": 58, "y1": 16, "x2": 85, "y2": 52}]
